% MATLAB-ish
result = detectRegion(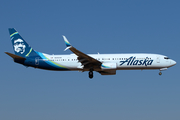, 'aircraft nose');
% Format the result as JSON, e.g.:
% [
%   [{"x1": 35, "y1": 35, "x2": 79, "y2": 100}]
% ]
[{"x1": 171, "y1": 60, "x2": 176, "y2": 66}]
